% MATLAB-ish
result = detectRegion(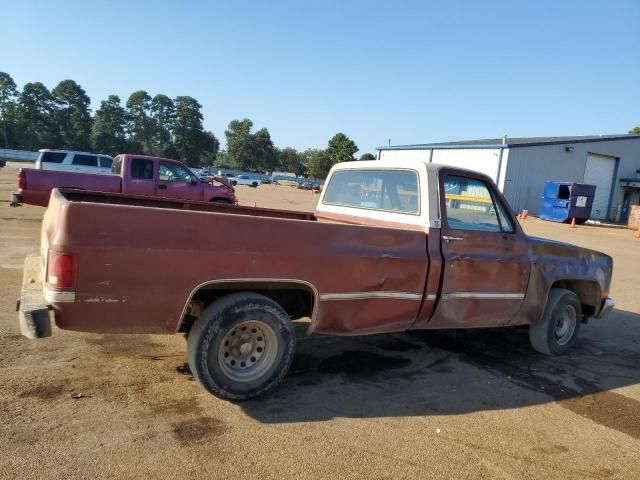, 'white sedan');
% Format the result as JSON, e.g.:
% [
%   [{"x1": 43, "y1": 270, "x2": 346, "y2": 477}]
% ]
[{"x1": 236, "y1": 174, "x2": 261, "y2": 188}]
